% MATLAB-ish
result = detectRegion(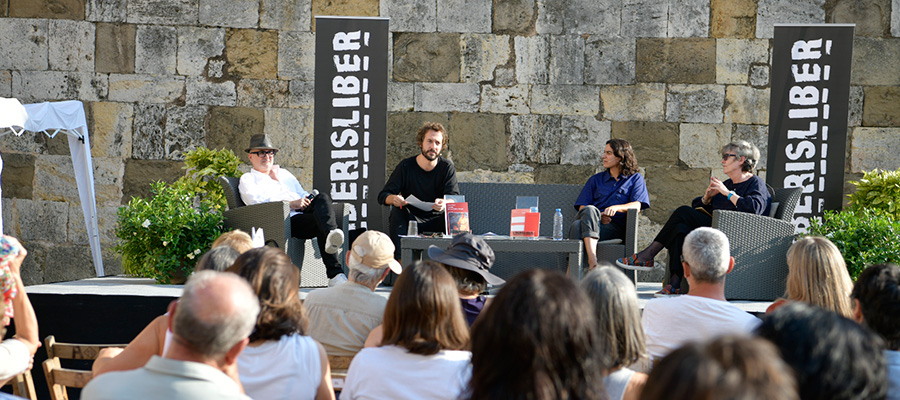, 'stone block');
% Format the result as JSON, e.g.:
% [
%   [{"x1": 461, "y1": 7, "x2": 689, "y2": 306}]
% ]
[
  {"x1": 827, "y1": 0, "x2": 889, "y2": 37},
  {"x1": 852, "y1": 38, "x2": 900, "y2": 85},
  {"x1": 711, "y1": 0, "x2": 756, "y2": 38},
  {"x1": 668, "y1": 0, "x2": 710, "y2": 37},
  {"x1": 515, "y1": 35, "x2": 549, "y2": 84},
  {"x1": 49, "y1": 20, "x2": 95, "y2": 72},
  {"x1": 636, "y1": 38, "x2": 716, "y2": 84},
  {"x1": 438, "y1": 0, "x2": 491, "y2": 33},
  {"x1": 851, "y1": 127, "x2": 900, "y2": 172},
  {"x1": 456, "y1": 169, "x2": 534, "y2": 184},
  {"x1": 494, "y1": 66, "x2": 515, "y2": 86},
  {"x1": 130, "y1": 103, "x2": 167, "y2": 159},
  {"x1": 862, "y1": 86, "x2": 900, "y2": 126},
  {"x1": 11, "y1": 71, "x2": 108, "y2": 103},
  {"x1": 733, "y1": 124, "x2": 769, "y2": 169},
  {"x1": 414, "y1": 83, "x2": 480, "y2": 112},
  {"x1": 461, "y1": 34, "x2": 511, "y2": 83},
  {"x1": 237, "y1": 79, "x2": 289, "y2": 108},
  {"x1": 277, "y1": 30, "x2": 315, "y2": 80},
  {"x1": 385, "y1": 112, "x2": 450, "y2": 176},
  {"x1": 724, "y1": 86, "x2": 769, "y2": 125},
  {"x1": 611, "y1": 121, "x2": 679, "y2": 167},
  {"x1": 894, "y1": 0, "x2": 900, "y2": 36},
  {"x1": 68, "y1": 203, "x2": 120, "y2": 246},
  {"x1": 165, "y1": 106, "x2": 208, "y2": 161},
  {"x1": 535, "y1": 0, "x2": 563, "y2": 34},
  {"x1": 0, "y1": 18, "x2": 48, "y2": 70},
  {"x1": 34, "y1": 156, "x2": 123, "y2": 205},
  {"x1": 95, "y1": 23, "x2": 135, "y2": 74},
  {"x1": 533, "y1": 164, "x2": 599, "y2": 185},
  {"x1": 621, "y1": 1, "x2": 667, "y2": 38},
  {"x1": 666, "y1": 84, "x2": 725, "y2": 123},
  {"x1": 207, "y1": 106, "x2": 265, "y2": 161},
  {"x1": 44, "y1": 245, "x2": 97, "y2": 283},
  {"x1": 186, "y1": 77, "x2": 236, "y2": 106},
  {"x1": 0, "y1": 130, "x2": 46, "y2": 154},
  {"x1": 756, "y1": 0, "x2": 826, "y2": 39},
  {"x1": 643, "y1": 166, "x2": 709, "y2": 223},
  {"x1": 122, "y1": 159, "x2": 185, "y2": 202},
  {"x1": 495, "y1": 0, "x2": 535, "y2": 35},
  {"x1": 289, "y1": 80, "x2": 315, "y2": 108},
  {"x1": 381, "y1": 0, "x2": 437, "y2": 32},
  {"x1": 127, "y1": 0, "x2": 198, "y2": 25},
  {"x1": 0, "y1": 70, "x2": 10, "y2": 97},
  {"x1": 560, "y1": 116, "x2": 610, "y2": 166},
  {"x1": 509, "y1": 114, "x2": 561, "y2": 164},
  {"x1": 717, "y1": 39, "x2": 769, "y2": 85},
  {"x1": 17, "y1": 239, "x2": 45, "y2": 285},
  {"x1": 562, "y1": 0, "x2": 621, "y2": 35},
  {"x1": 530, "y1": 85, "x2": 600, "y2": 116},
  {"x1": 311, "y1": 0, "x2": 379, "y2": 31},
  {"x1": 679, "y1": 123, "x2": 732, "y2": 169},
  {"x1": 264, "y1": 108, "x2": 314, "y2": 174},
  {"x1": 0, "y1": 153, "x2": 35, "y2": 199},
  {"x1": 393, "y1": 33, "x2": 461, "y2": 82},
  {"x1": 549, "y1": 35, "x2": 584, "y2": 85},
  {"x1": 749, "y1": 64, "x2": 769, "y2": 87},
  {"x1": 480, "y1": 84, "x2": 530, "y2": 114},
  {"x1": 135, "y1": 25, "x2": 177, "y2": 75},
  {"x1": 8, "y1": 0, "x2": 83, "y2": 19},
  {"x1": 200, "y1": 0, "x2": 258, "y2": 28},
  {"x1": 15, "y1": 199, "x2": 67, "y2": 242},
  {"x1": 176, "y1": 27, "x2": 225, "y2": 76},
  {"x1": 585, "y1": 37, "x2": 636, "y2": 85},
  {"x1": 848, "y1": 85, "x2": 863, "y2": 127},
  {"x1": 228, "y1": 29, "x2": 278, "y2": 79},
  {"x1": 447, "y1": 113, "x2": 508, "y2": 171},
  {"x1": 388, "y1": 81, "x2": 414, "y2": 112},
  {"x1": 108, "y1": 74, "x2": 185, "y2": 103},
  {"x1": 86, "y1": 0, "x2": 125, "y2": 21},
  {"x1": 600, "y1": 83, "x2": 666, "y2": 121},
  {"x1": 90, "y1": 101, "x2": 134, "y2": 158},
  {"x1": 260, "y1": 0, "x2": 311, "y2": 31}
]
